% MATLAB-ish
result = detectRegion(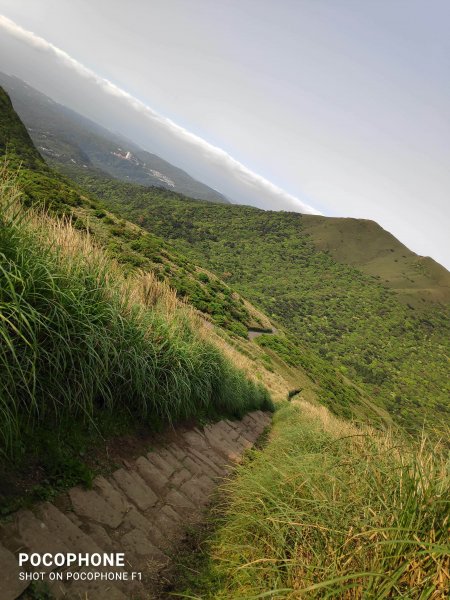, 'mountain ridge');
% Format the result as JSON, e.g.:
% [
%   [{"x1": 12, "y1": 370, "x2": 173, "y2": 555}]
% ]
[{"x1": 301, "y1": 215, "x2": 450, "y2": 307}]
